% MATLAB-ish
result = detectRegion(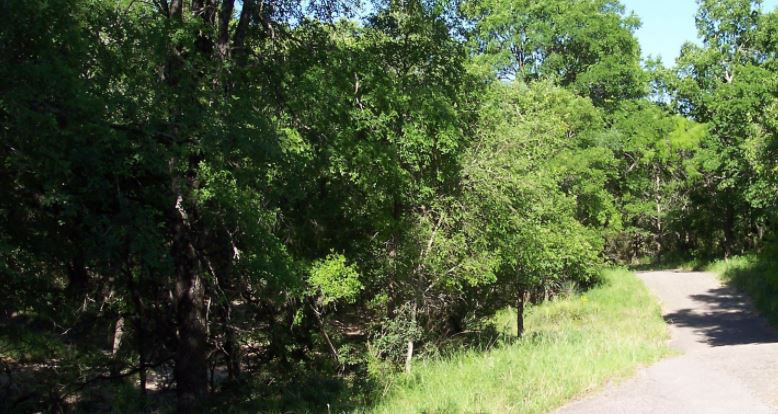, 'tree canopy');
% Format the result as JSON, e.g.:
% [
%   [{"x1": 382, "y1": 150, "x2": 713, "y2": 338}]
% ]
[{"x1": 2, "y1": 0, "x2": 778, "y2": 412}]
